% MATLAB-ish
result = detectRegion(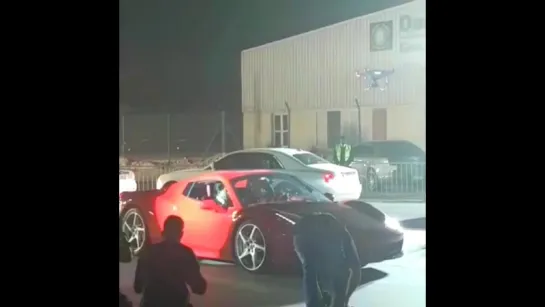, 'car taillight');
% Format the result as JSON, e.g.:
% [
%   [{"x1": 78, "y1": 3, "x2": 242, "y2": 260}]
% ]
[
  {"x1": 323, "y1": 173, "x2": 335, "y2": 183},
  {"x1": 120, "y1": 192, "x2": 126, "y2": 201}
]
